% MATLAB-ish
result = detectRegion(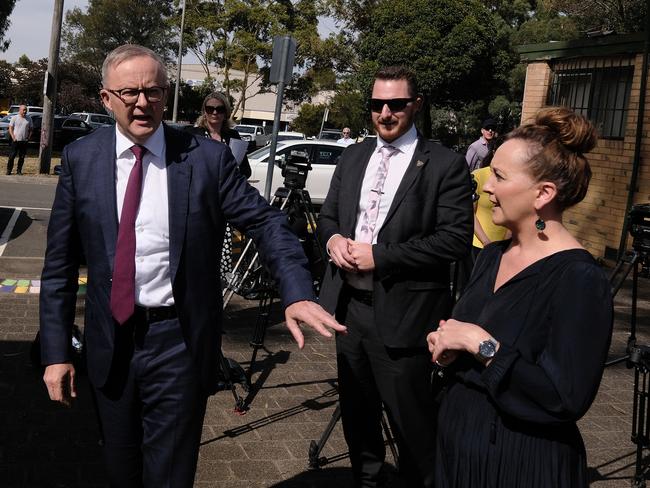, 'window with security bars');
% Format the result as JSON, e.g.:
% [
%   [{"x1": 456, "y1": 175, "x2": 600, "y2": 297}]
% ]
[{"x1": 547, "y1": 58, "x2": 634, "y2": 139}]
